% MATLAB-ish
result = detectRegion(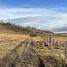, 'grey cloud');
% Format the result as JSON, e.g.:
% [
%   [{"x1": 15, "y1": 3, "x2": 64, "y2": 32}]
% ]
[
  {"x1": 5, "y1": 16, "x2": 66, "y2": 30},
  {"x1": 52, "y1": 25, "x2": 67, "y2": 32}
]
